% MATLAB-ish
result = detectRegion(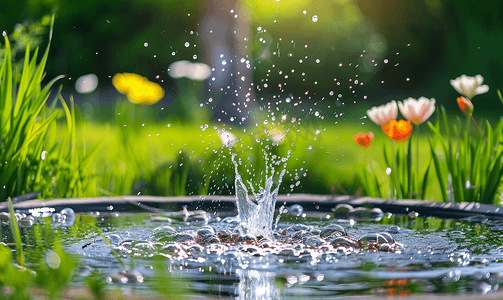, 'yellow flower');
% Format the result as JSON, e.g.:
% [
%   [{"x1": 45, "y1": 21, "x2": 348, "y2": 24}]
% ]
[
  {"x1": 382, "y1": 120, "x2": 413, "y2": 142},
  {"x1": 112, "y1": 73, "x2": 164, "y2": 105}
]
